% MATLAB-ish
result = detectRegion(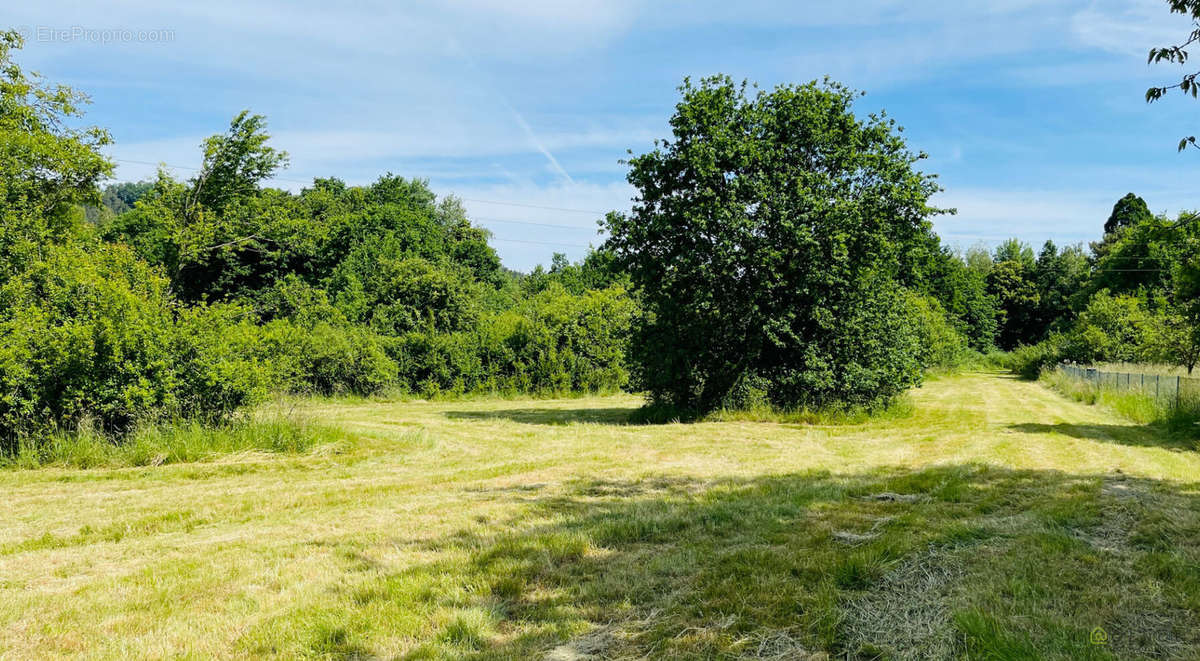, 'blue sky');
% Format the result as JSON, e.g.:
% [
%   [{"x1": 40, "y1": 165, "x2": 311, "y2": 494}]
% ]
[{"x1": 8, "y1": 0, "x2": 1200, "y2": 270}]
